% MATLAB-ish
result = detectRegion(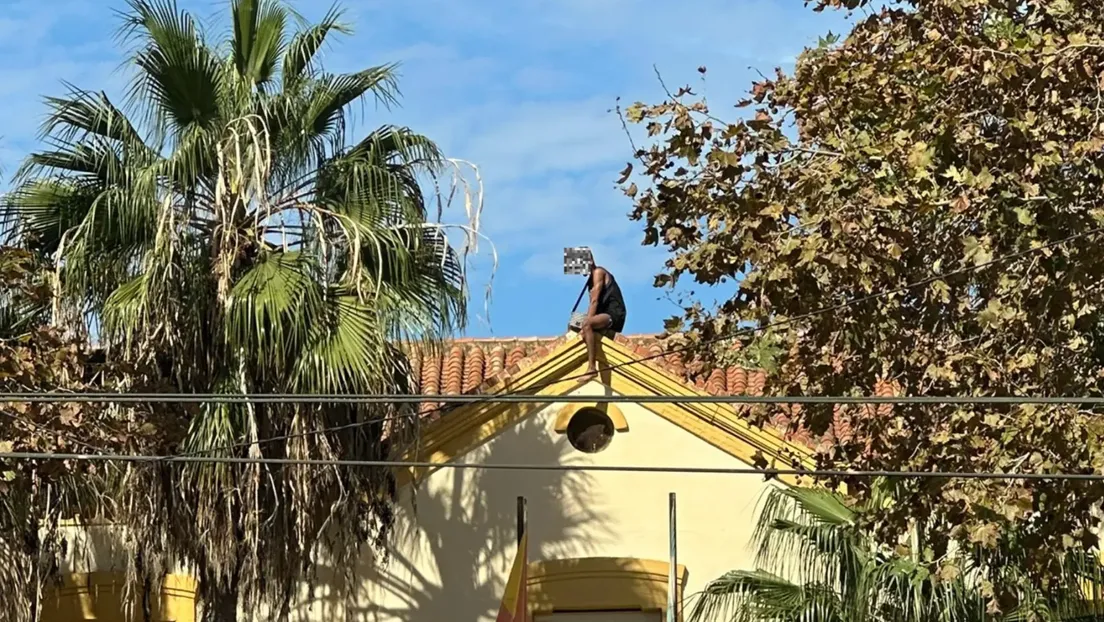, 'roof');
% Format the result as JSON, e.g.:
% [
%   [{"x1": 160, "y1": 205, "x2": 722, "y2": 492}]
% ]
[
  {"x1": 410, "y1": 334, "x2": 767, "y2": 397},
  {"x1": 400, "y1": 334, "x2": 820, "y2": 487},
  {"x1": 406, "y1": 333, "x2": 856, "y2": 453}
]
